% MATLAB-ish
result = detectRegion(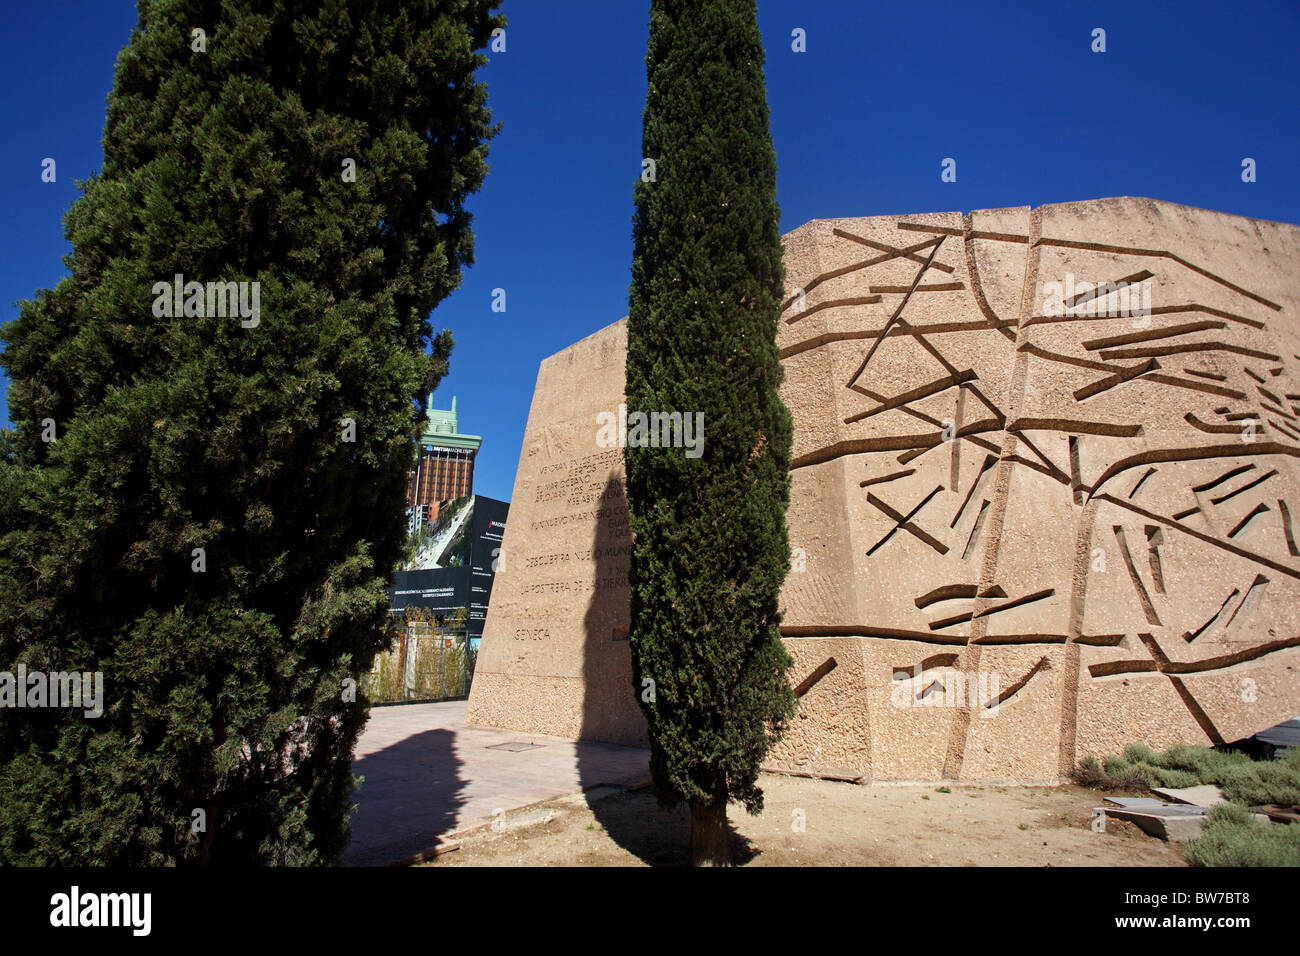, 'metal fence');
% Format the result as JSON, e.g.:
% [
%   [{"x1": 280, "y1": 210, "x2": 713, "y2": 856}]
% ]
[{"x1": 363, "y1": 622, "x2": 476, "y2": 704}]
